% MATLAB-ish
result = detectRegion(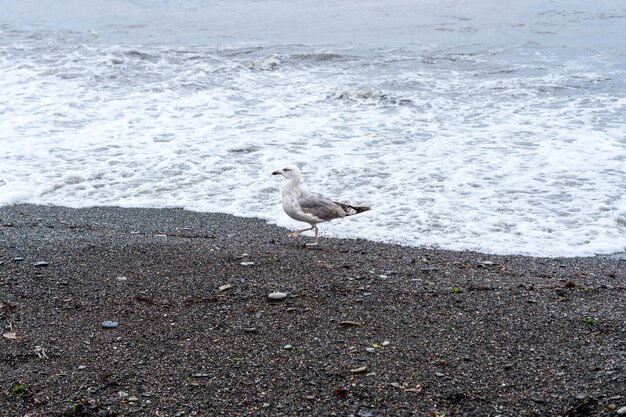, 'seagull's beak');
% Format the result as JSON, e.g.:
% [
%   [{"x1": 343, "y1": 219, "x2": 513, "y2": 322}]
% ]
[{"x1": 271, "y1": 170, "x2": 281, "y2": 176}]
